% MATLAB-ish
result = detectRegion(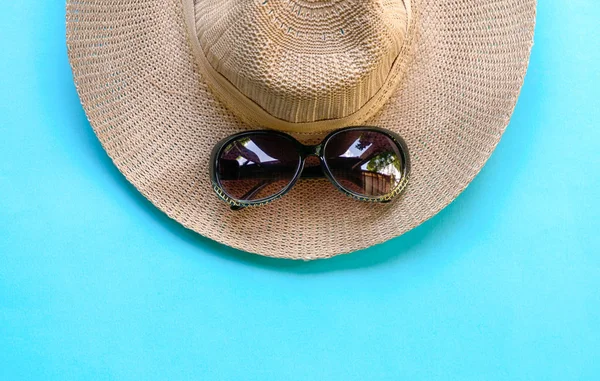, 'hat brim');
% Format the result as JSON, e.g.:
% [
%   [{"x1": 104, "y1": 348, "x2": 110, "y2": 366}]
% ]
[{"x1": 66, "y1": 0, "x2": 536, "y2": 259}]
